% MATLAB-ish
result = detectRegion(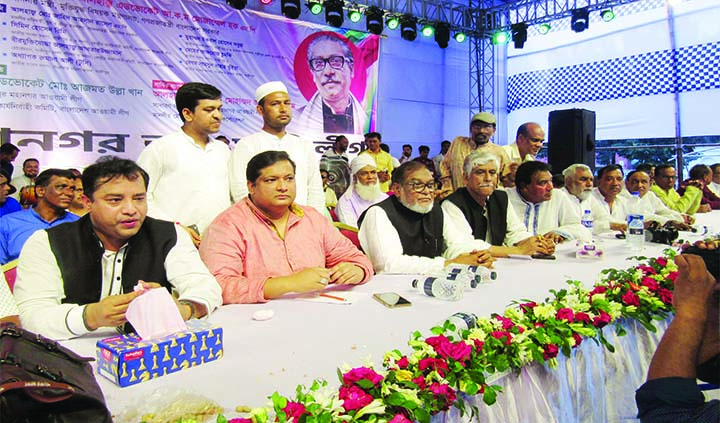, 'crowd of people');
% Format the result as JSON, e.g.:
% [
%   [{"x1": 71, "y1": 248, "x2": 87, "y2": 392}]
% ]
[{"x1": 0, "y1": 81, "x2": 717, "y2": 421}]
